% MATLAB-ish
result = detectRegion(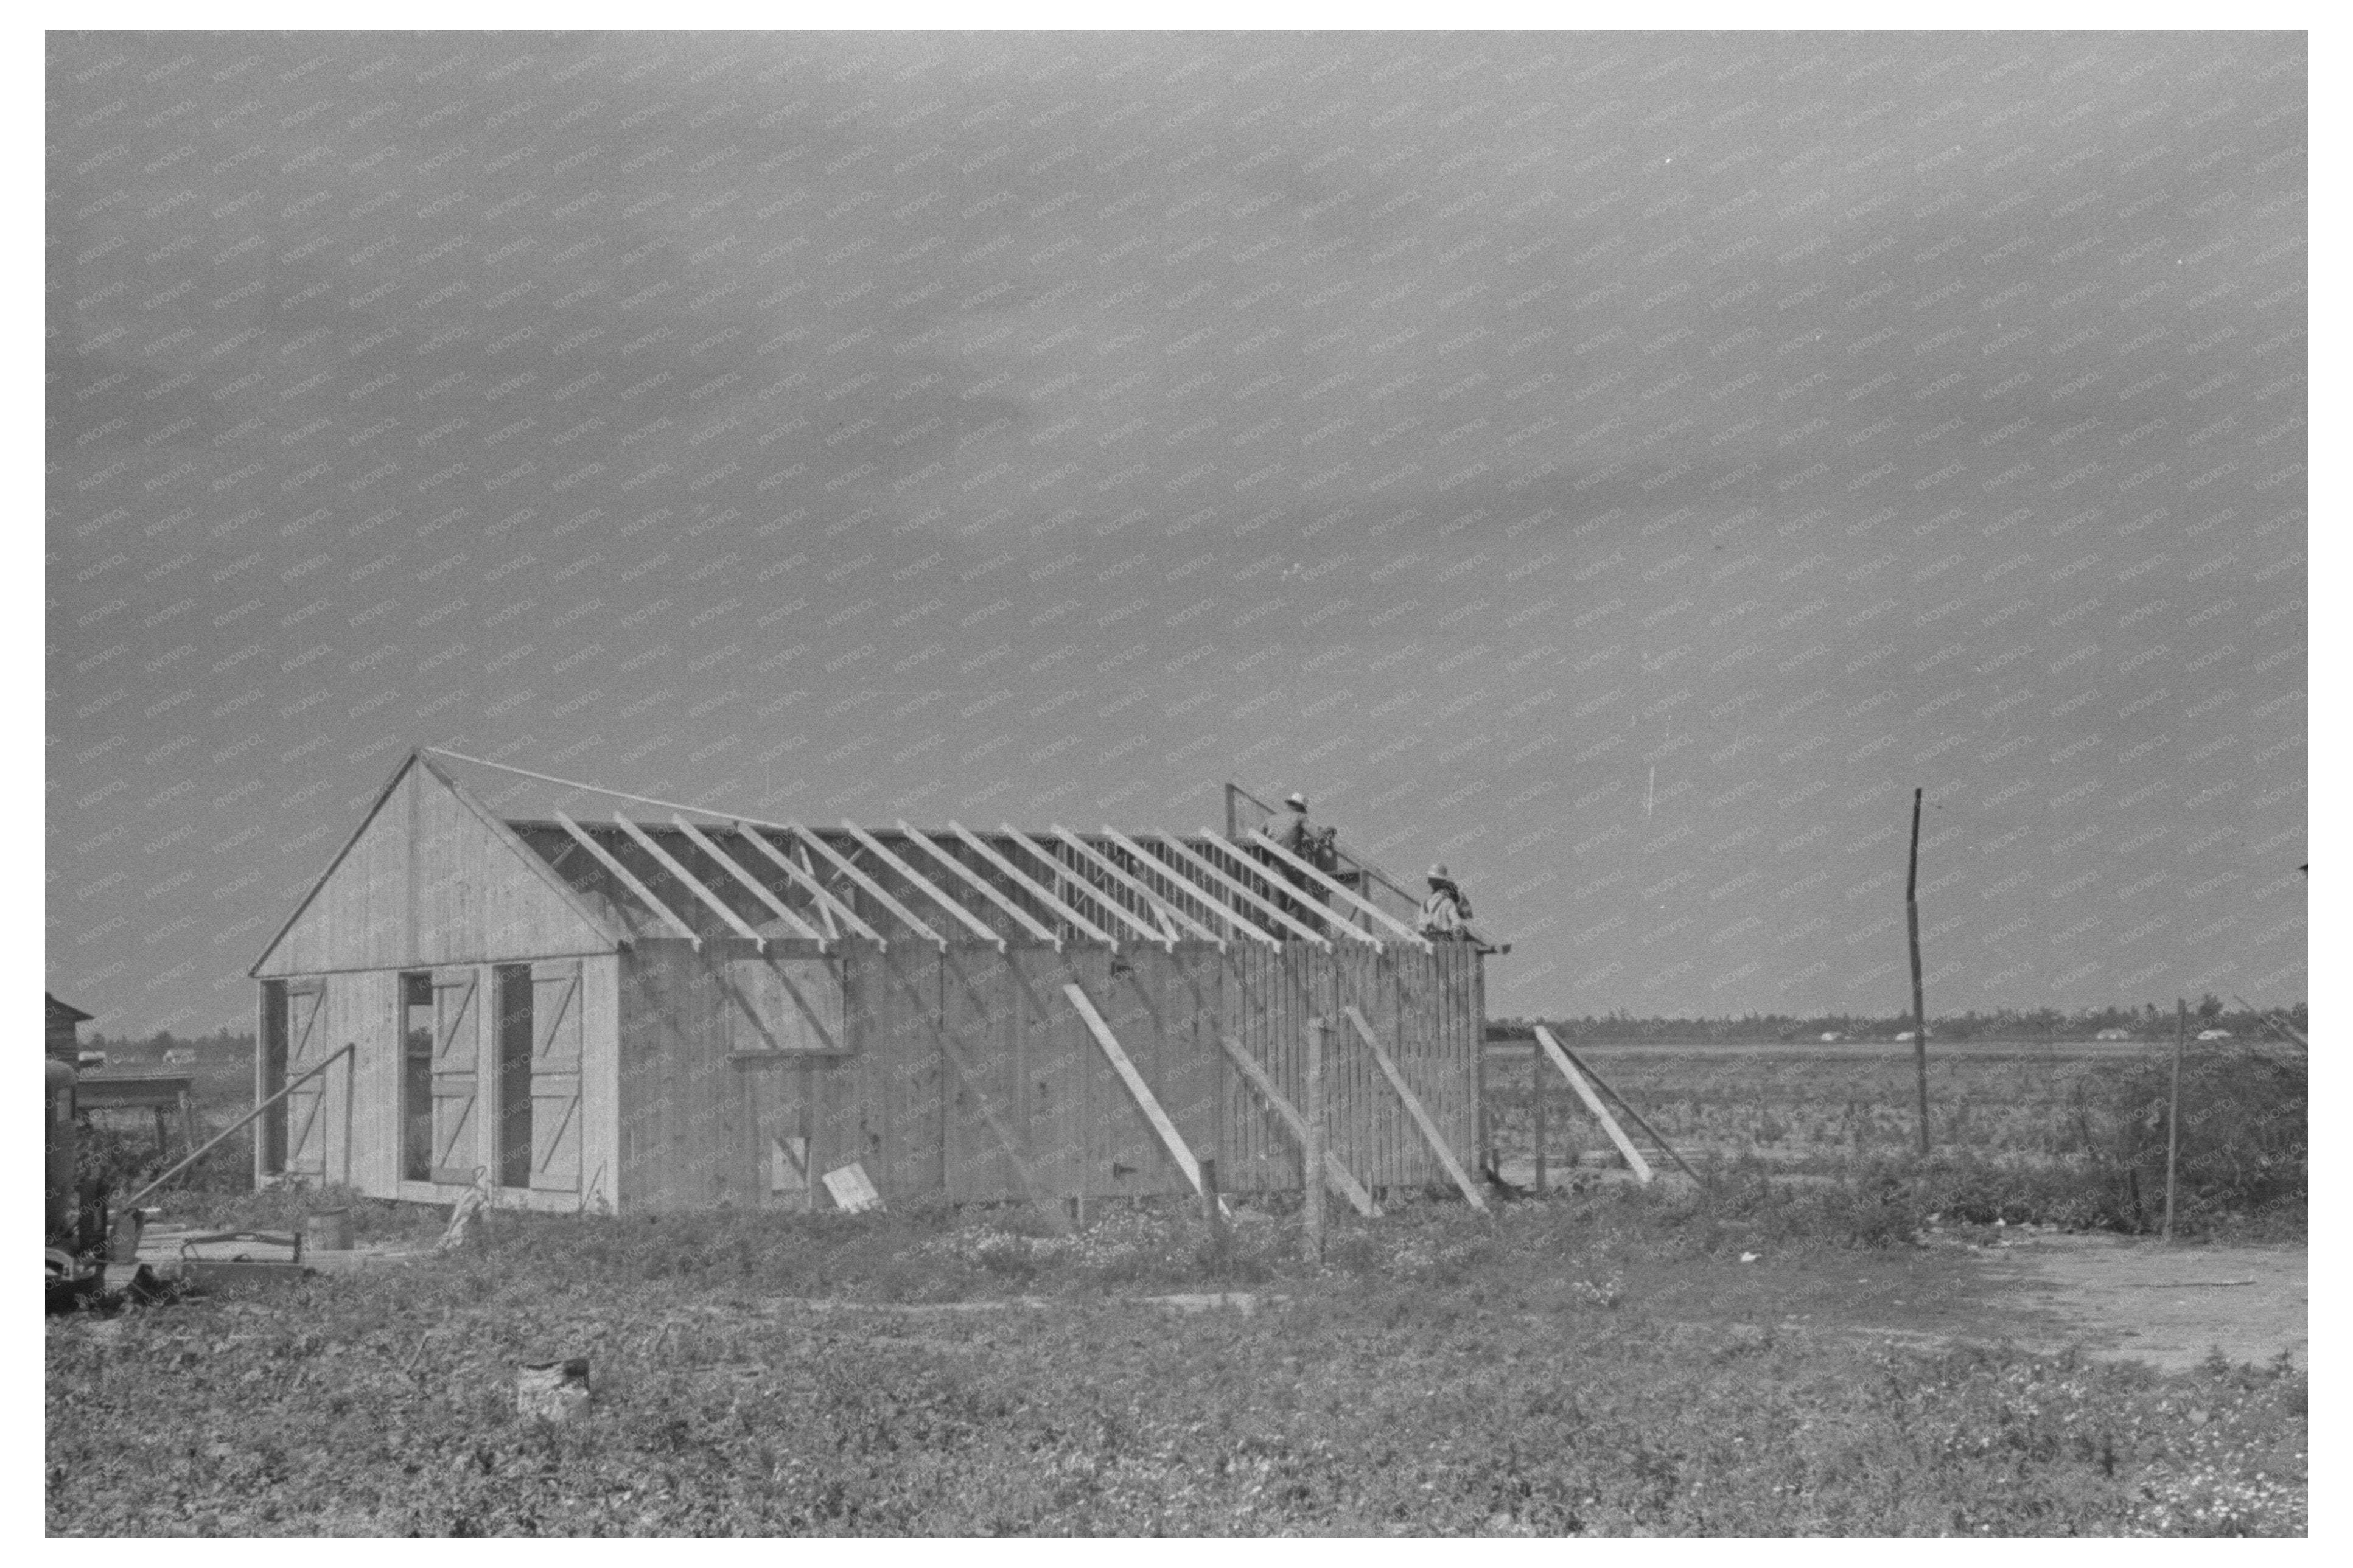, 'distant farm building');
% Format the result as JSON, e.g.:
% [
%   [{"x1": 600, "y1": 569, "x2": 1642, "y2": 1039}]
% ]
[
  {"x1": 46, "y1": 993, "x2": 92, "y2": 1064},
  {"x1": 247, "y1": 750, "x2": 1489, "y2": 1216}
]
